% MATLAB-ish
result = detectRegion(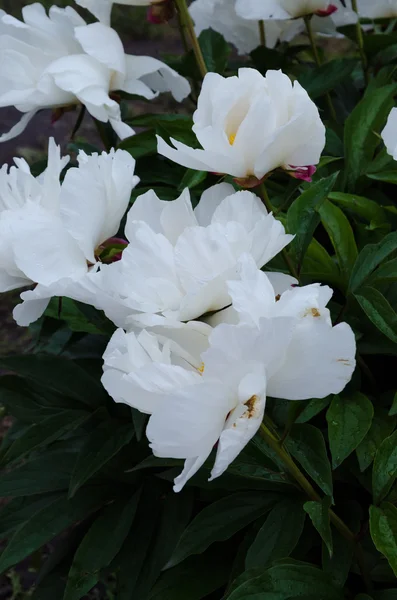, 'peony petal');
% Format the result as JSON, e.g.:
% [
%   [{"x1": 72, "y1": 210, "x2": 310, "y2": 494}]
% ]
[
  {"x1": 382, "y1": 107, "x2": 397, "y2": 160},
  {"x1": 4, "y1": 203, "x2": 87, "y2": 286},
  {"x1": 194, "y1": 182, "x2": 235, "y2": 226},
  {"x1": 174, "y1": 455, "x2": 208, "y2": 492},
  {"x1": 0, "y1": 109, "x2": 39, "y2": 143},
  {"x1": 60, "y1": 148, "x2": 138, "y2": 262},
  {"x1": 74, "y1": 23, "x2": 126, "y2": 77},
  {"x1": 267, "y1": 319, "x2": 356, "y2": 400},
  {"x1": 147, "y1": 381, "x2": 231, "y2": 459},
  {"x1": 210, "y1": 385, "x2": 266, "y2": 480}
]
